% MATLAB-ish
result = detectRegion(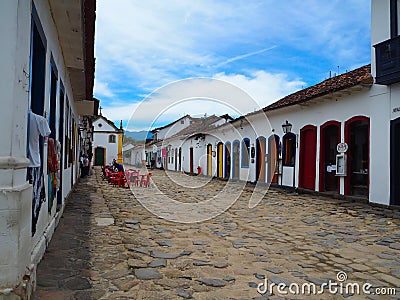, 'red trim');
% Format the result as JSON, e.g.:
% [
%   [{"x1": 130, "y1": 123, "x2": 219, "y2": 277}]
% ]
[
  {"x1": 319, "y1": 121, "x2": 341, "y2": 193},
  {"x1": 344, "y1": 116, "x2": 370, "y2": 196},
  {"x1": 299, "y1": 125, "x2": 317, "y2": 189}
]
